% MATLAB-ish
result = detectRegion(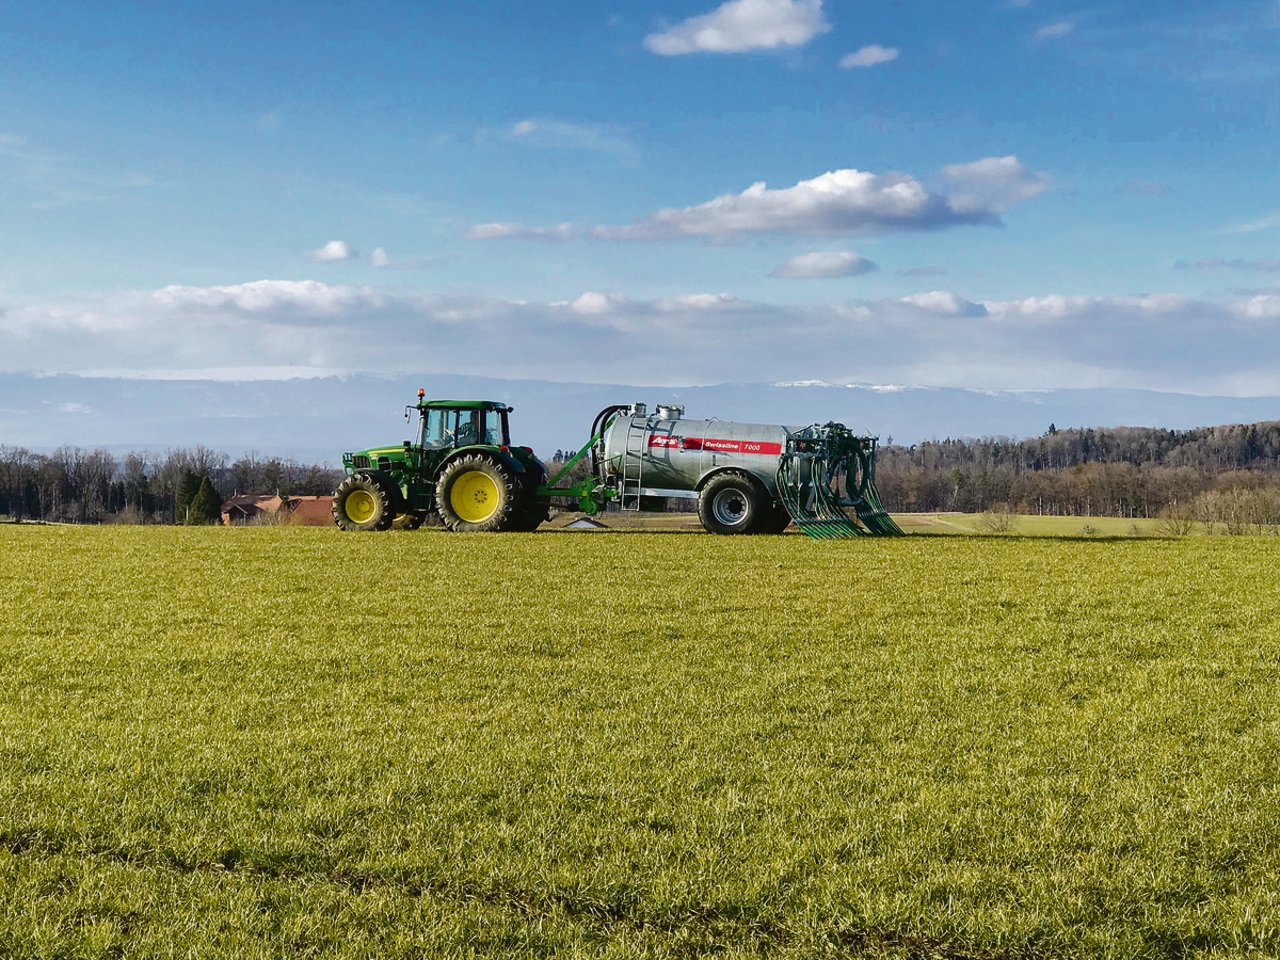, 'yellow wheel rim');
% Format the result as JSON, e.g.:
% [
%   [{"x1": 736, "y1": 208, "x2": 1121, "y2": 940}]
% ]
[
  {"x1": 345, "y1": 489, "x2": 377, "y2": 524},
  {"x1": 451, "y1": 470, "x2": 500, "y2": 523}
]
